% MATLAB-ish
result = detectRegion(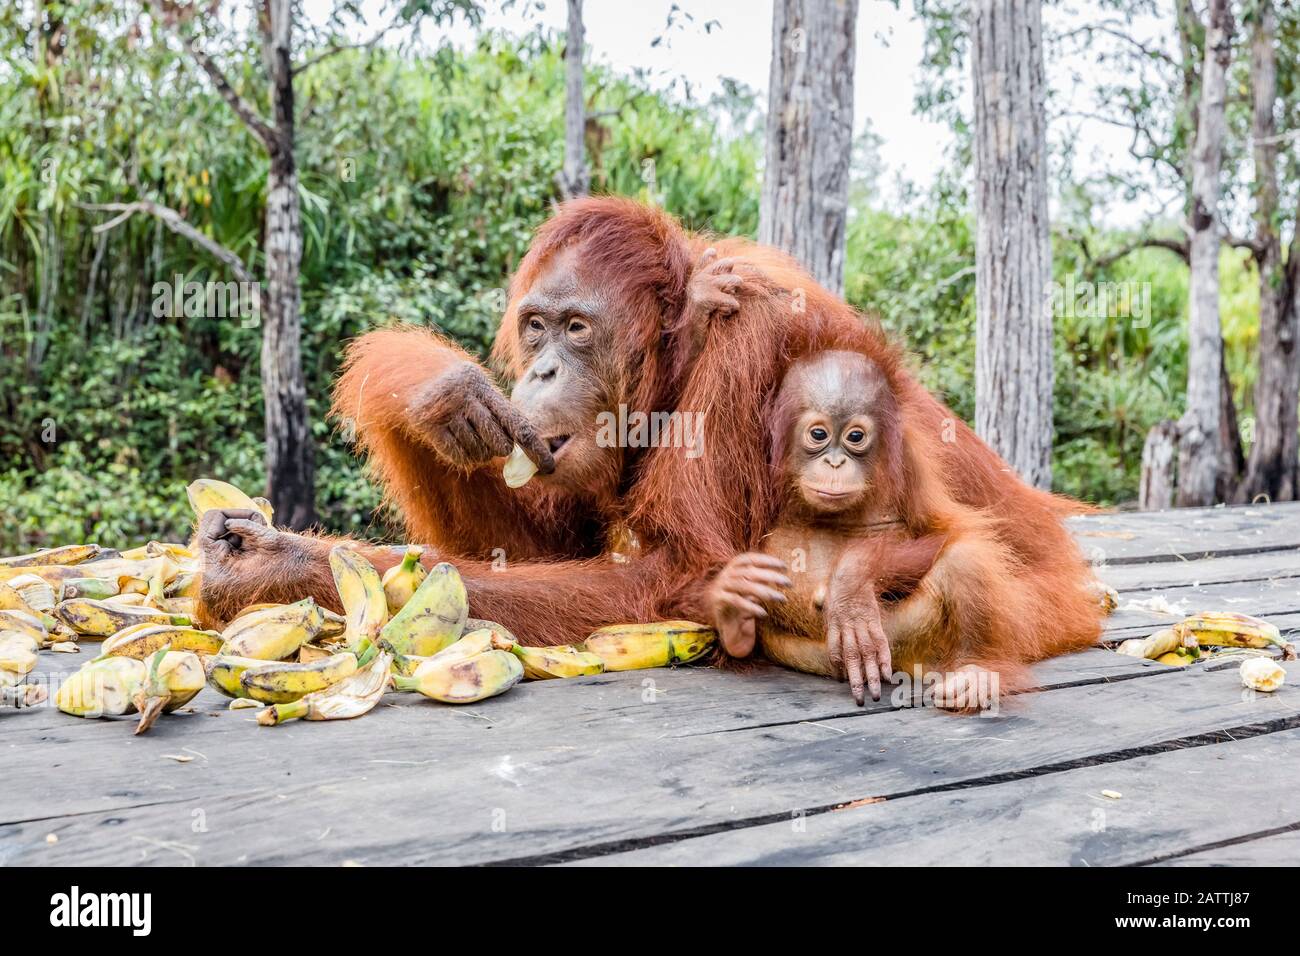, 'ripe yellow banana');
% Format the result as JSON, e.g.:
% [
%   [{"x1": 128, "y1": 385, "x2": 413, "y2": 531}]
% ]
[
  {"x1": 220, "y1": 597, "x2": 323, "y2": 660},
  {"x1": 511, "y1": 643, "x2": 606, "y2": 680},
  {"x1": 0, "y1": 609, "x2": 50, "y2": 647},
  {"x1": 186, "y1": 478, "x2": 274, "y2": 523},
  {"x1": 55, "y1": 598, "x2": 191, "y2": 637},
  {"x1": 0, "y1": 632, "x2": 39, "y2": 678},
  {"x1": 580, "y1": 620, "x2": 717, "y2": 671},
  {"x1": 258, "y1": 651, "x2": 392, "y2": 725},
  {"x1": 330, "y1": 547, "x2": 388, "y2": 651},
  {"x1": 379, "y1": 562, "x2": 467, "y2": 657},
  {"x1": 240, "y1": 652, "x2": 359, "y2": 704},
  {"x1": 0, "y1": 544, "x2": 101, "y2": 568},
  {"x1": 206, "y1": 655, "x2": 273, "y2": 699},
  {"x1": 503, "y1": 443, "x2": 539, "y2": 488},
  {"x1": 0, "y1": 581, "x2": 37, "y2": 616},
  {"x1": 381, "y1": 545, "x2": 427, "y2": 615},
  {"x1": 55, "y1": 656, "x2": 147, "y2": 718},
  {"x1": 99, "y1": 624, "x2": 225, "y2": 661},
  {"x1": 1173, "y1": 612, "x2": 1288, "y2": 650},
  {"x1": 391, "y1": 648, "x2": 522, "y2": 703}
]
